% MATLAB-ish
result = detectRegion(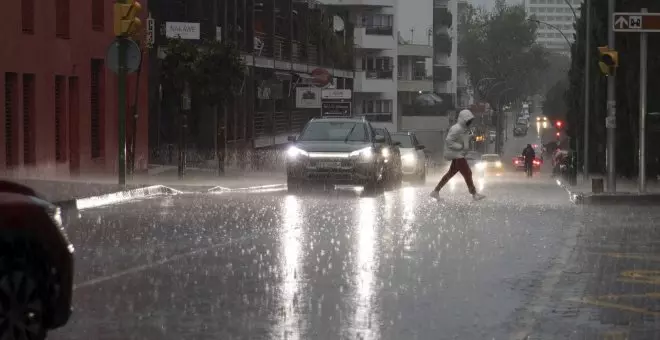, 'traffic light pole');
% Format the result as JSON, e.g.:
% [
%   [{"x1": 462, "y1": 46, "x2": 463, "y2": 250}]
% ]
[
  {"x1": 582, "y1": 0, "x2": 591, "y2": 181},
  {"x1": 639, "y1": 8, "x2": 648, "y2": 192},
  {"x1": 117, "y1": 36, "x2": 127, "y2": 186},
  {"x1": 606, "y1": 0, "x2": 616, "y2": 192}
]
